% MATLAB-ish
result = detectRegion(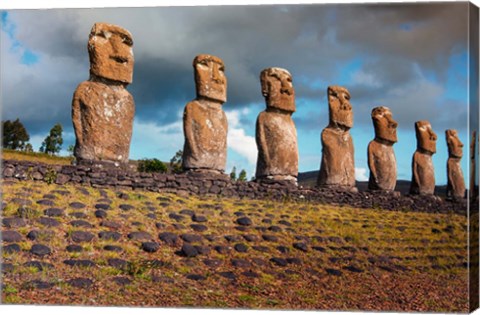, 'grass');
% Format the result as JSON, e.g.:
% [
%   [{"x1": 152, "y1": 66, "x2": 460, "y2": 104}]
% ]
[
  {"x1": 2, "y1": 149, "x2": 74, "y2": 165},
  {"x1": 0, "y1": 178, "x2": 470, "y2": 312}
]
